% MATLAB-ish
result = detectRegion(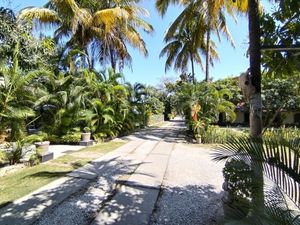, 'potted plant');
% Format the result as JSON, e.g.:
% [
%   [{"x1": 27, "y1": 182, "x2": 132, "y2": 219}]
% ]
[
  {"x1": 31, "y1": 132, "x2": 50, "y2": 152},
  {"x1": 195, "y1": 133, "x2": 202, "y2": 144},
  {"x1": 192, "y1": 120, "x2": 205, "y2": 144},
  {"x1": 81, "y1": 127, "x2": 91, "y2": 141},
  {"x1": 29, "y1": 132, "x2": 53, "y2": 162}
]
